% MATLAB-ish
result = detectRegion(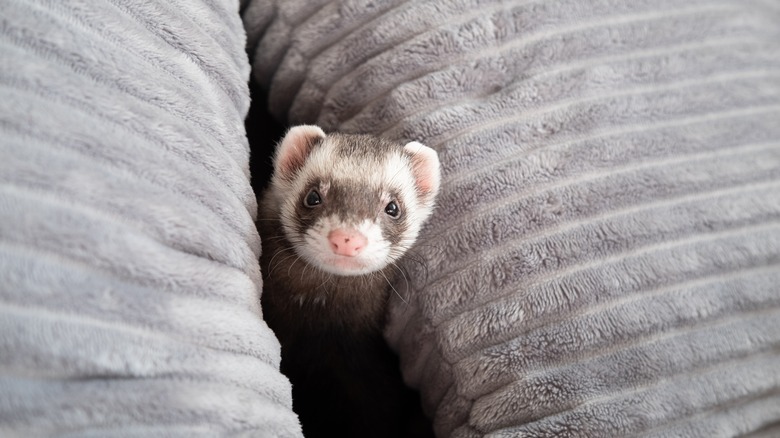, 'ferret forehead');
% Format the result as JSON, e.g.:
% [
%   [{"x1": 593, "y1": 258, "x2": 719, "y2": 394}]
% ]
[
  {"x1": 325, "y1": 133, "x2": 400, "y2": 159},
  {"x1": 300, "y1": 136, "x2": 413, "y2": 188}
]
